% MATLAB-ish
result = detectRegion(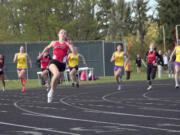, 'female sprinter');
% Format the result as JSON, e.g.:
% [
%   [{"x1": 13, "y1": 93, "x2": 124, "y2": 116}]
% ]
[
  {"x1": 0, "y1": 54, "x2": 5, "y2": 91},
  {"x1": 37, "y1": 51, "x2": 51, "y2": 91},
  {"x1": 169, "y1": 45, "x2": 180, "y2": 88},
  {"x1": 68, "y1": 45, "x2": 87, "y2": 88},
  {"x1": 13, "y1": 46, "x2": 32, "y2": 92},
  {"x1": 110, "y1": 44, "x2": 127, "y2": 90},
  {"x1": 145, "y1": 43, "x2": 159, "y2": 90},
  {"x1": 40, "y1": 29, "x2": 74, "y2": 103}
]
